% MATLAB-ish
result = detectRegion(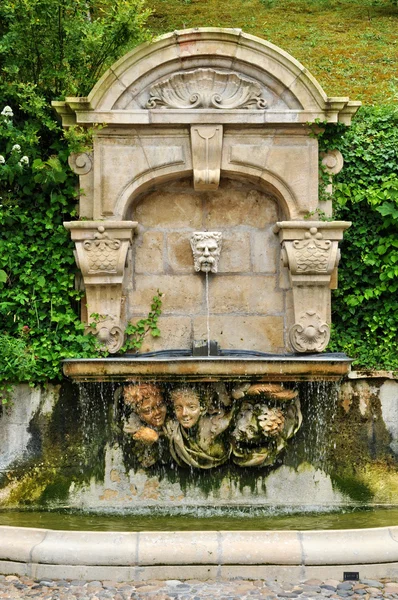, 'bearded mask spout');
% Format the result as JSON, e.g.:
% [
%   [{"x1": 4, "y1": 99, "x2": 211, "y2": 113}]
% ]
[{"x1": 190, "y1": 231, "x2": 223, "y2": 273}]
